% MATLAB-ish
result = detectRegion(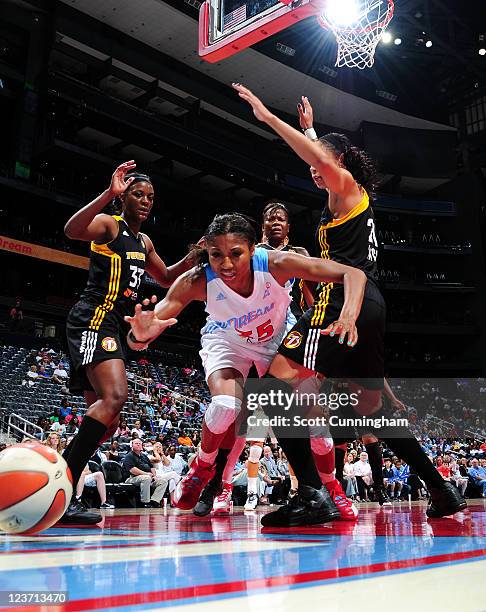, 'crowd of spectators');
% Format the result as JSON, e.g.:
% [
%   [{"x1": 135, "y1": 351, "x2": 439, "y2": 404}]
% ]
[{"x1": 1, "y1": 344, "x2": 486, "y2": 509}]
